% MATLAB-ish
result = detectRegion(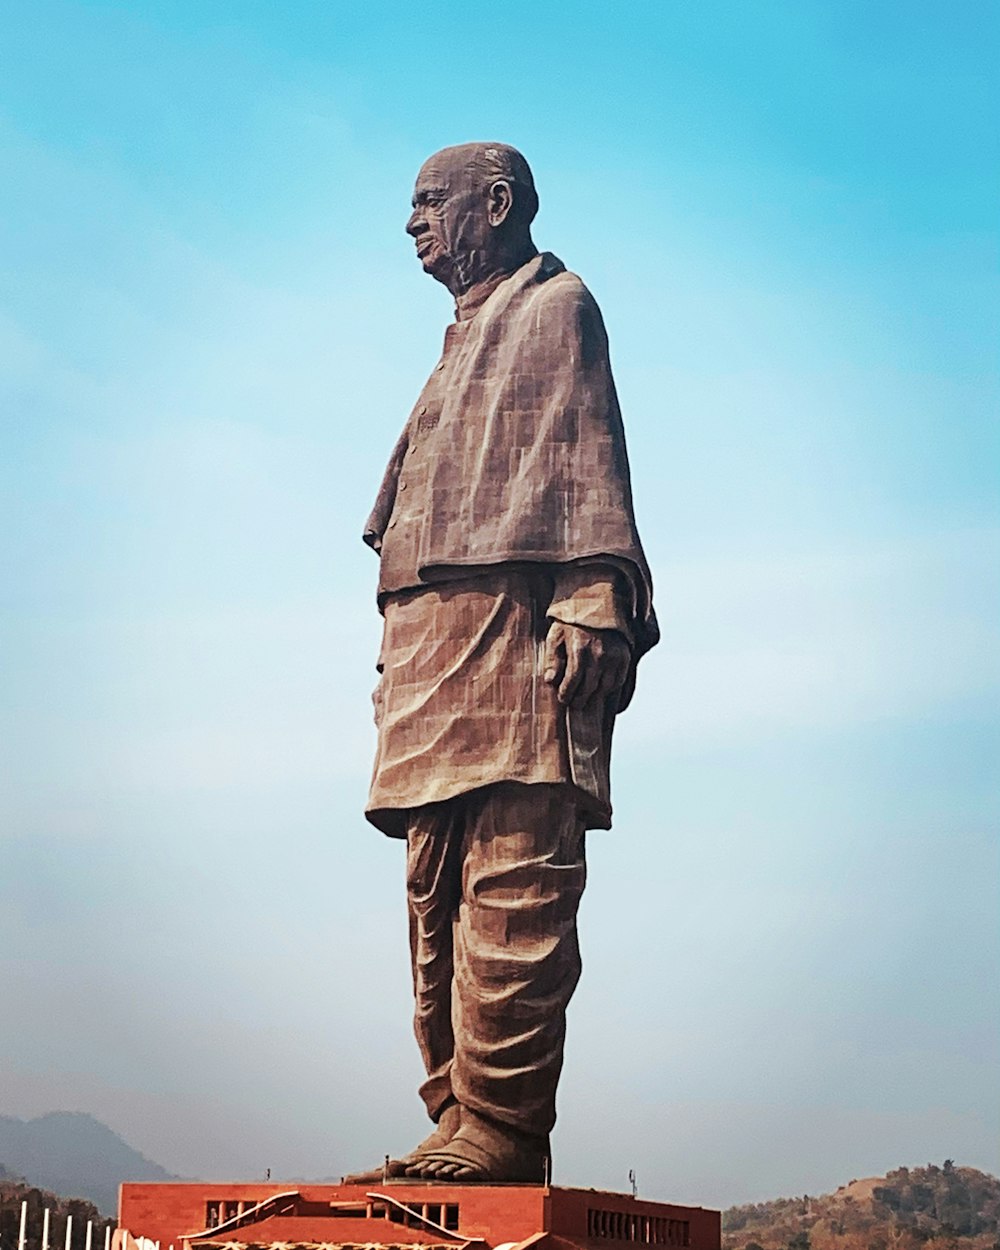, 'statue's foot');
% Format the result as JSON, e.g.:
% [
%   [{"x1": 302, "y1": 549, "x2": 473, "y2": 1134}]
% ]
[
  {"x1": 404, "y1": 1107, "x2": 549, "y2": 1183},
  {"x1": 342, "y1": 1102, "x2": 461, "y2": 1183}
]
